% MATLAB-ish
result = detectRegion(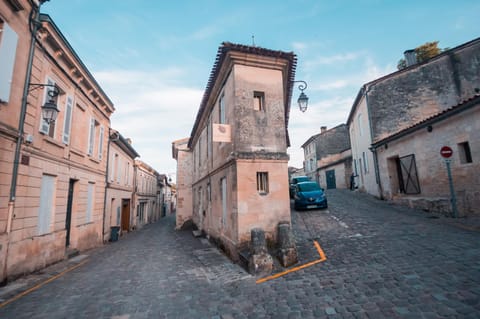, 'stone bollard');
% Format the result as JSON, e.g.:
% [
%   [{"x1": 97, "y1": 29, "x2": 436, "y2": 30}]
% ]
[
  {"x1": 248, "y1": 228, "x2": 273, "y2": 276},
  {"x1": 277, "y1": 222, "x2": 298, "y2": 267}
]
